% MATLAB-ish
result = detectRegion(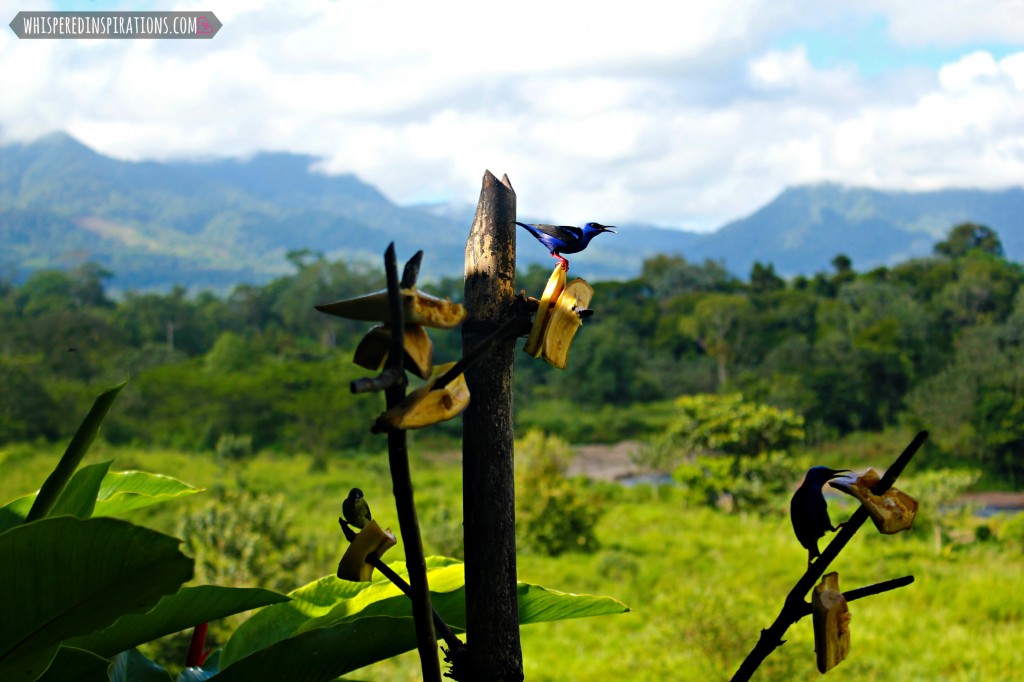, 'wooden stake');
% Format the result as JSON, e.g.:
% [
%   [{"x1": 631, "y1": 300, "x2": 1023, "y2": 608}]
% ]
[{"x1": 461, "y1": 171, "x2": 524, "y2": 680}]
